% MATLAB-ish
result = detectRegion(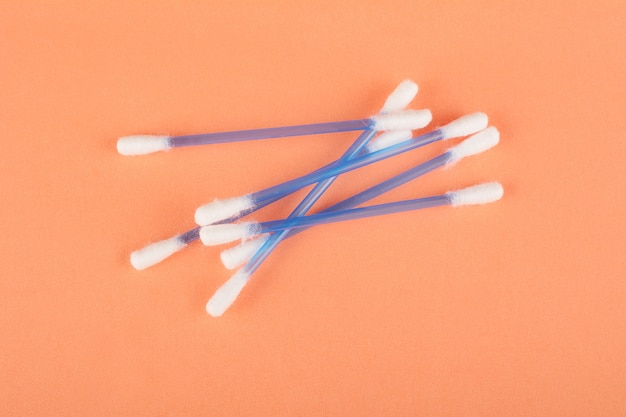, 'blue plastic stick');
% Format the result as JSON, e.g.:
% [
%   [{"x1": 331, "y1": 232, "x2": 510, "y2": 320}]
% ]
[
  {"x1": 252, "y1": 194, "x2": 451, "y2": 234},
  {"x1": 170, "y1": 119, "x2": 373, "y2": 148}
]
